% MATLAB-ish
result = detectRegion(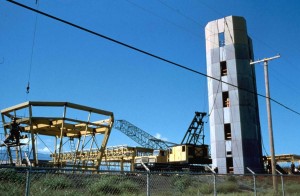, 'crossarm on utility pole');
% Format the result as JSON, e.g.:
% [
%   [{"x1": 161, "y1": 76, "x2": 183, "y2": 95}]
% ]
[{"x1": 250, "y1": 54, "x2": 280, "y2": 65}]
